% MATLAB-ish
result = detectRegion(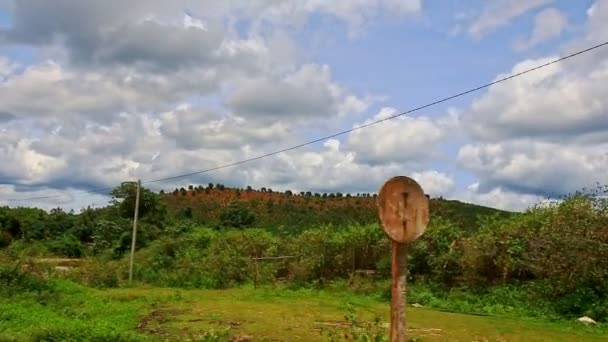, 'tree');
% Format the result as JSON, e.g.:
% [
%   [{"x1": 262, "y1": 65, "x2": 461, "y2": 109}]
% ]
[
  {"x1": 110, "y1": 182, "x2": 167, "y2": 225},
  {"x1": 159, "y1": 189, "x2": 165, "y2": 195},
  {"x1": 220, "y1": 202, "x2": 256, "y2": 229},
  {"x1": 208, "y1": 183, "x2": 214, "y2": 189}
]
